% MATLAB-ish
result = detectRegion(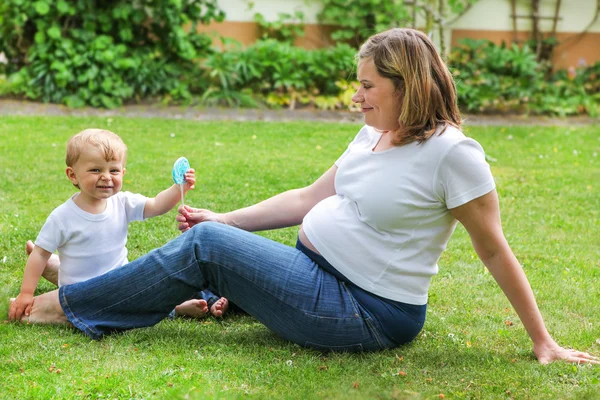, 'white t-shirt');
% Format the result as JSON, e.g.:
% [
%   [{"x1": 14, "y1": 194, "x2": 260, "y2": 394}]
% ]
[
  {"x1": 35, "y1": 191, "x2": 147, "y2": 286},
  {"x1": 302, "y1": 125, "x2": 495, "y2": 305}
]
